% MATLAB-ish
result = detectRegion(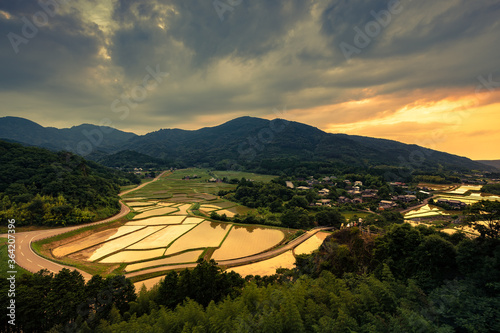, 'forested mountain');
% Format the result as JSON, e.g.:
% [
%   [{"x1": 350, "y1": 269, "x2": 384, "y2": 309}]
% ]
[
  {"x1": 0, "y1": 141, "x2": 140, "y2": 226},
  {"x1": 94, "y1": 150, "x2": 170, "y2": 169},
  {"x1": 121, "y1": 116, "x2": 492, "y2": 173},
  {"x1": 0, "y1": 116, "x2": 493, "y2": 173},
  {"x1": 476, "y1": 160, "x2": 500, "y2": 170},
  {"x1": 0, "y1": 116, "x2": 137, "y2": 153}
]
